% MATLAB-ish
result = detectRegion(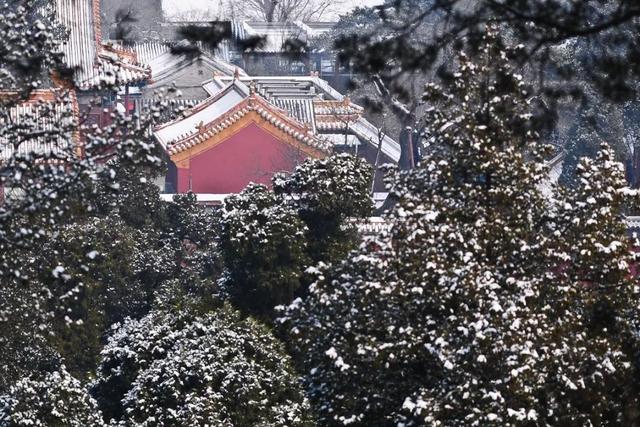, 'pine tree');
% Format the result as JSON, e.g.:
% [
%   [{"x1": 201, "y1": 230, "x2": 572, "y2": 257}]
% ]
[
  {"x1": 218, "y1": 183, "x2": 309, "y2": 318},
  {"x1": 0, "y1": 366, "x2": 104, "y2": 426},
  {"x1": 280, "y1": 31, "x2": 640, "y2": 426},
  {"x1": 92, "y1": 305, "x2": 314, "y2": 426}
]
